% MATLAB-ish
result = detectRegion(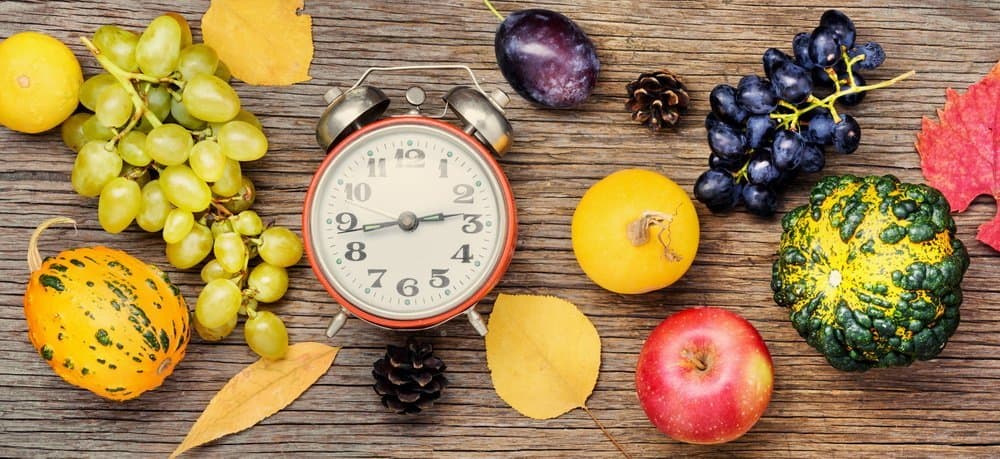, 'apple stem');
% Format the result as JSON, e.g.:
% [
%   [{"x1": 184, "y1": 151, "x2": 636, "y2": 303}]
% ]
[
  {"x1": 483, "y1": 0, "x2": 505, "y2": 21},
  {"x1": 582, "y1": 405, "x2": 632, "y2": 459},
  {"x1": 682, "y1": 349, "x2": 708, "y2": 371},
  {"x1": 626, "y1": 210, "x2": 682, "y2": 262}
]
